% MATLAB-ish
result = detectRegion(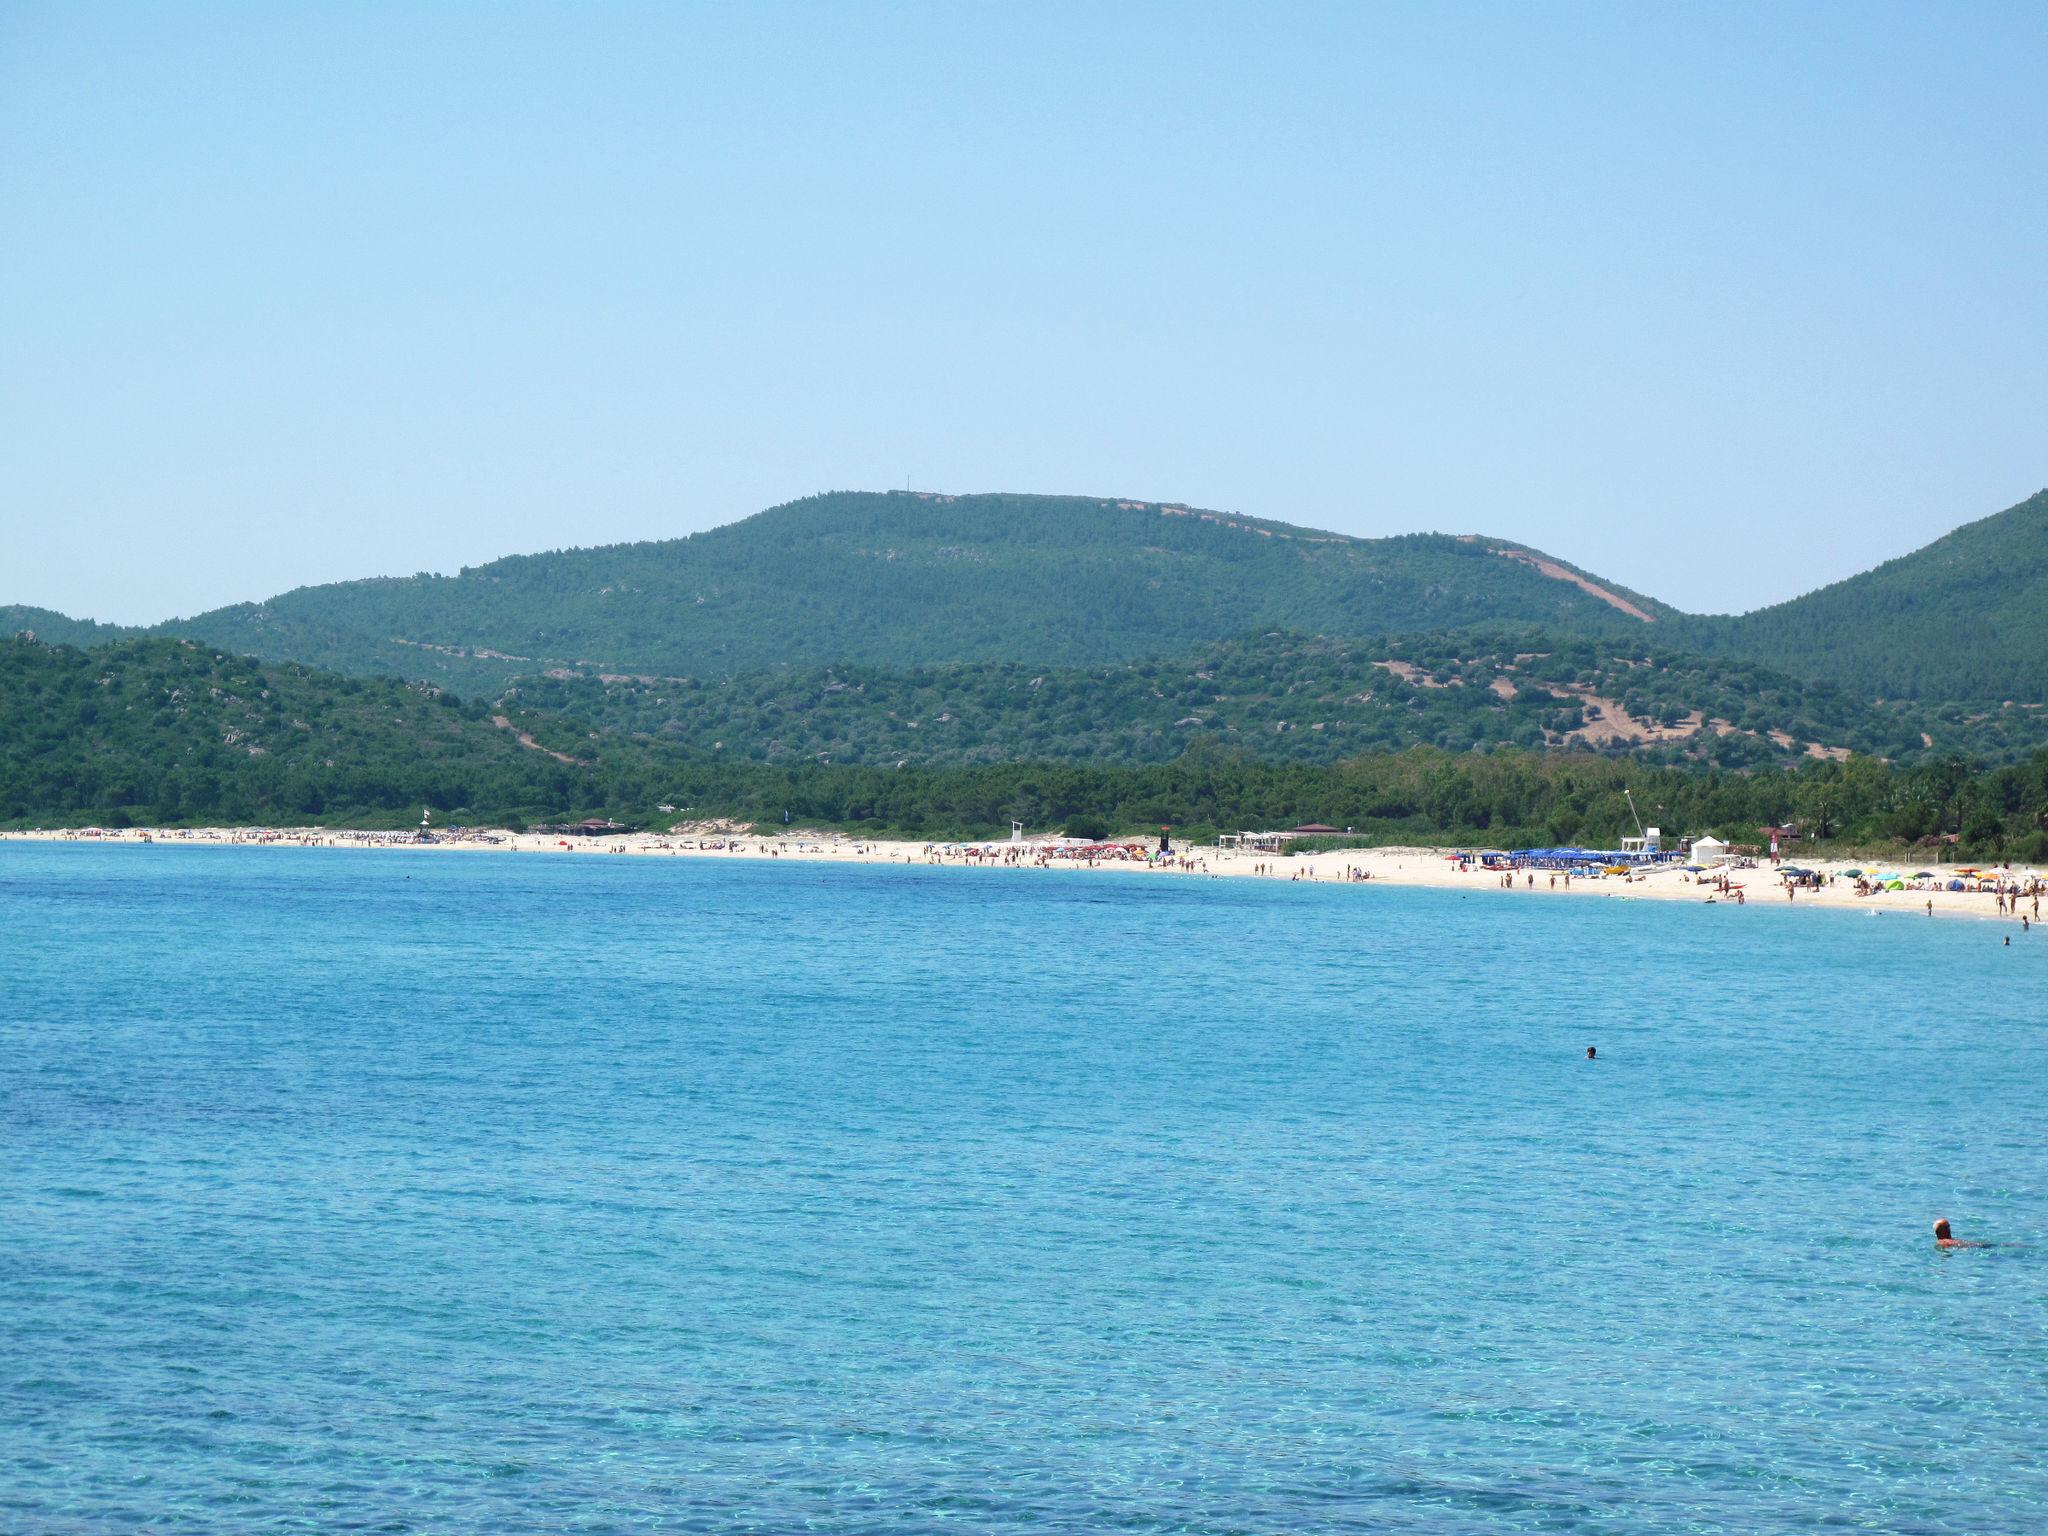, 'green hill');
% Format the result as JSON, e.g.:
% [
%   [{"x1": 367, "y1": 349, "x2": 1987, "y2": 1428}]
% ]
[
  {"x1": 1687, "y1": 488, "x2": 2048, "y2": 701},
  {"x1": 20, "y1": 624, "x2": 2039, "y2": 843},
  {"x1": 8, "y1": 633, "x2": 2048, "y2": 859},
  {"x1": 3, "y1": 605, "x2": 139, "y2": 649},
  {"x1": 11, "y1": 485, "x2": 2047, "y2": 713},
  {"x1": 142, "y1": 491, "x2": 1673, "y2": 688},
  {"x1": 0, "y1": 635, "x2": 600, "y2": 827},
  {"x1": 493, "y1": 628, "x2": 2047, "y2": 771}
]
